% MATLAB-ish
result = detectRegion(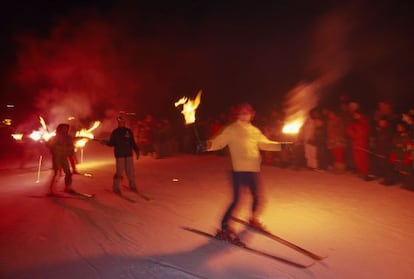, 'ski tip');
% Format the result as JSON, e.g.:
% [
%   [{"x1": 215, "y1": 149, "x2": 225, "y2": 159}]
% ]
[{"x1": 181, "y1": 226, "x2": 193, "y2": 232}]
